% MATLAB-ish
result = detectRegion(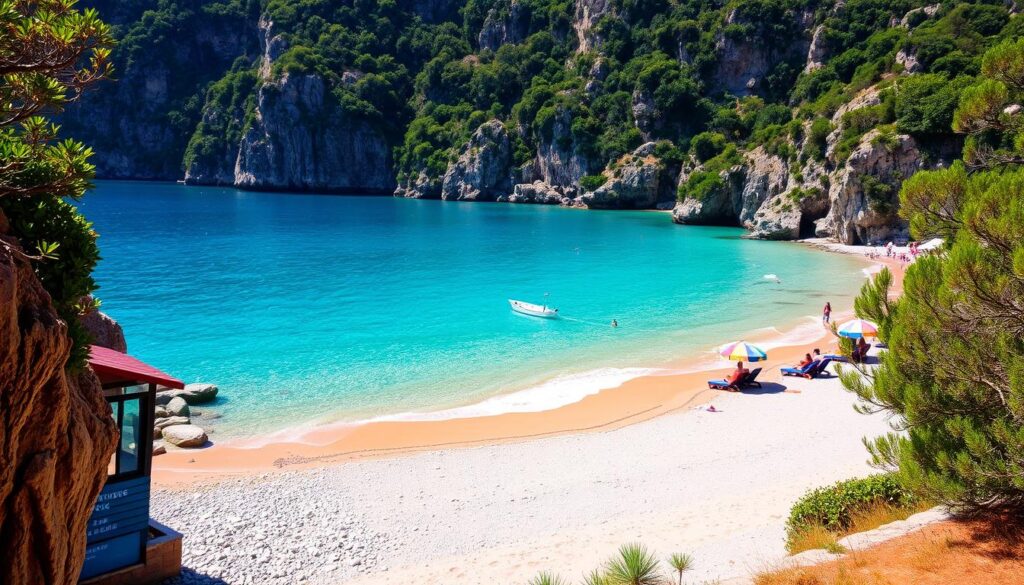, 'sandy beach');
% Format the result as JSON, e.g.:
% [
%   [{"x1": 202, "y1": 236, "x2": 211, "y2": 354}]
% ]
[
  {"x1": 154, "y1": 346, "x2": 895, "y2": 585},
  {"x1": 147, "y1": 246, "x2": 908, "y2": 585}
]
